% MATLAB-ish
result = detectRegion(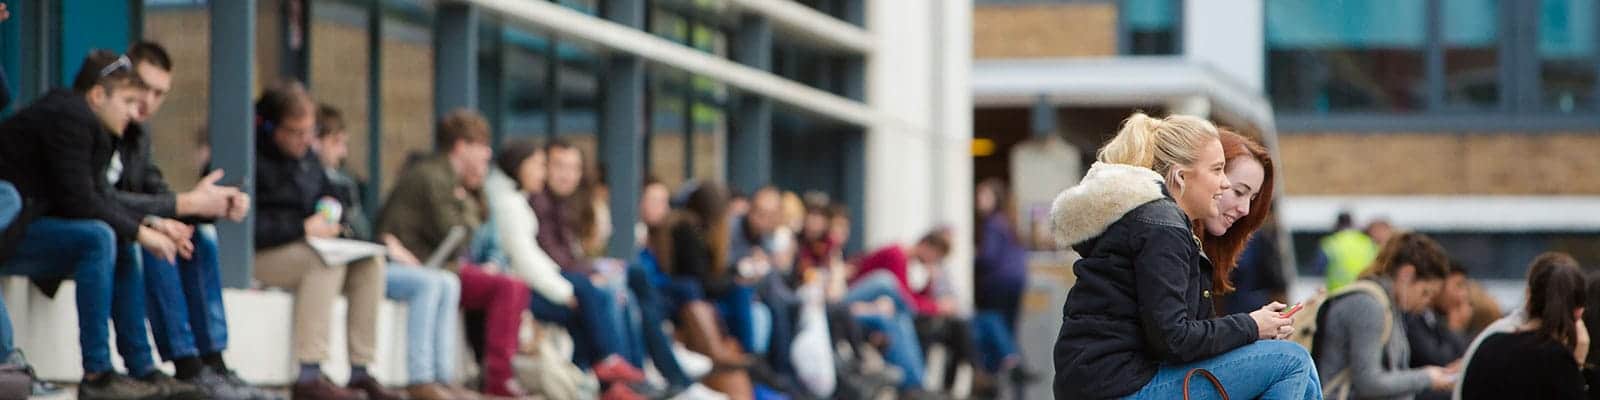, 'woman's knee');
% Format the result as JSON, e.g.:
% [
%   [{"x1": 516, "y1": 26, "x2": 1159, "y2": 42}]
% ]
[{"x1": 1246, "y1": 340, "x2": 1315, "y2": 371}]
